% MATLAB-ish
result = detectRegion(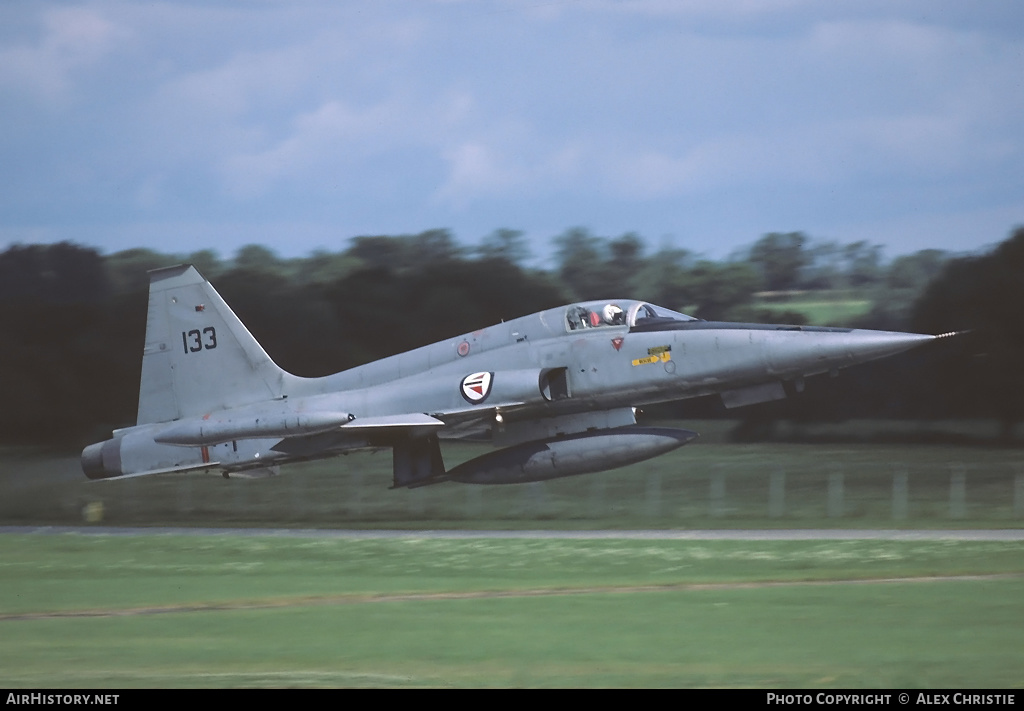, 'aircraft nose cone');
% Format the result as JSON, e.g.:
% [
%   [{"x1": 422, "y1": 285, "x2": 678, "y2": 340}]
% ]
[
  {"x1": 840, "y1": 330, "x2": 936, "y2": 362},
  {"x1": 763, "y1": 328, "x2": 938, "y2": 378}
]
